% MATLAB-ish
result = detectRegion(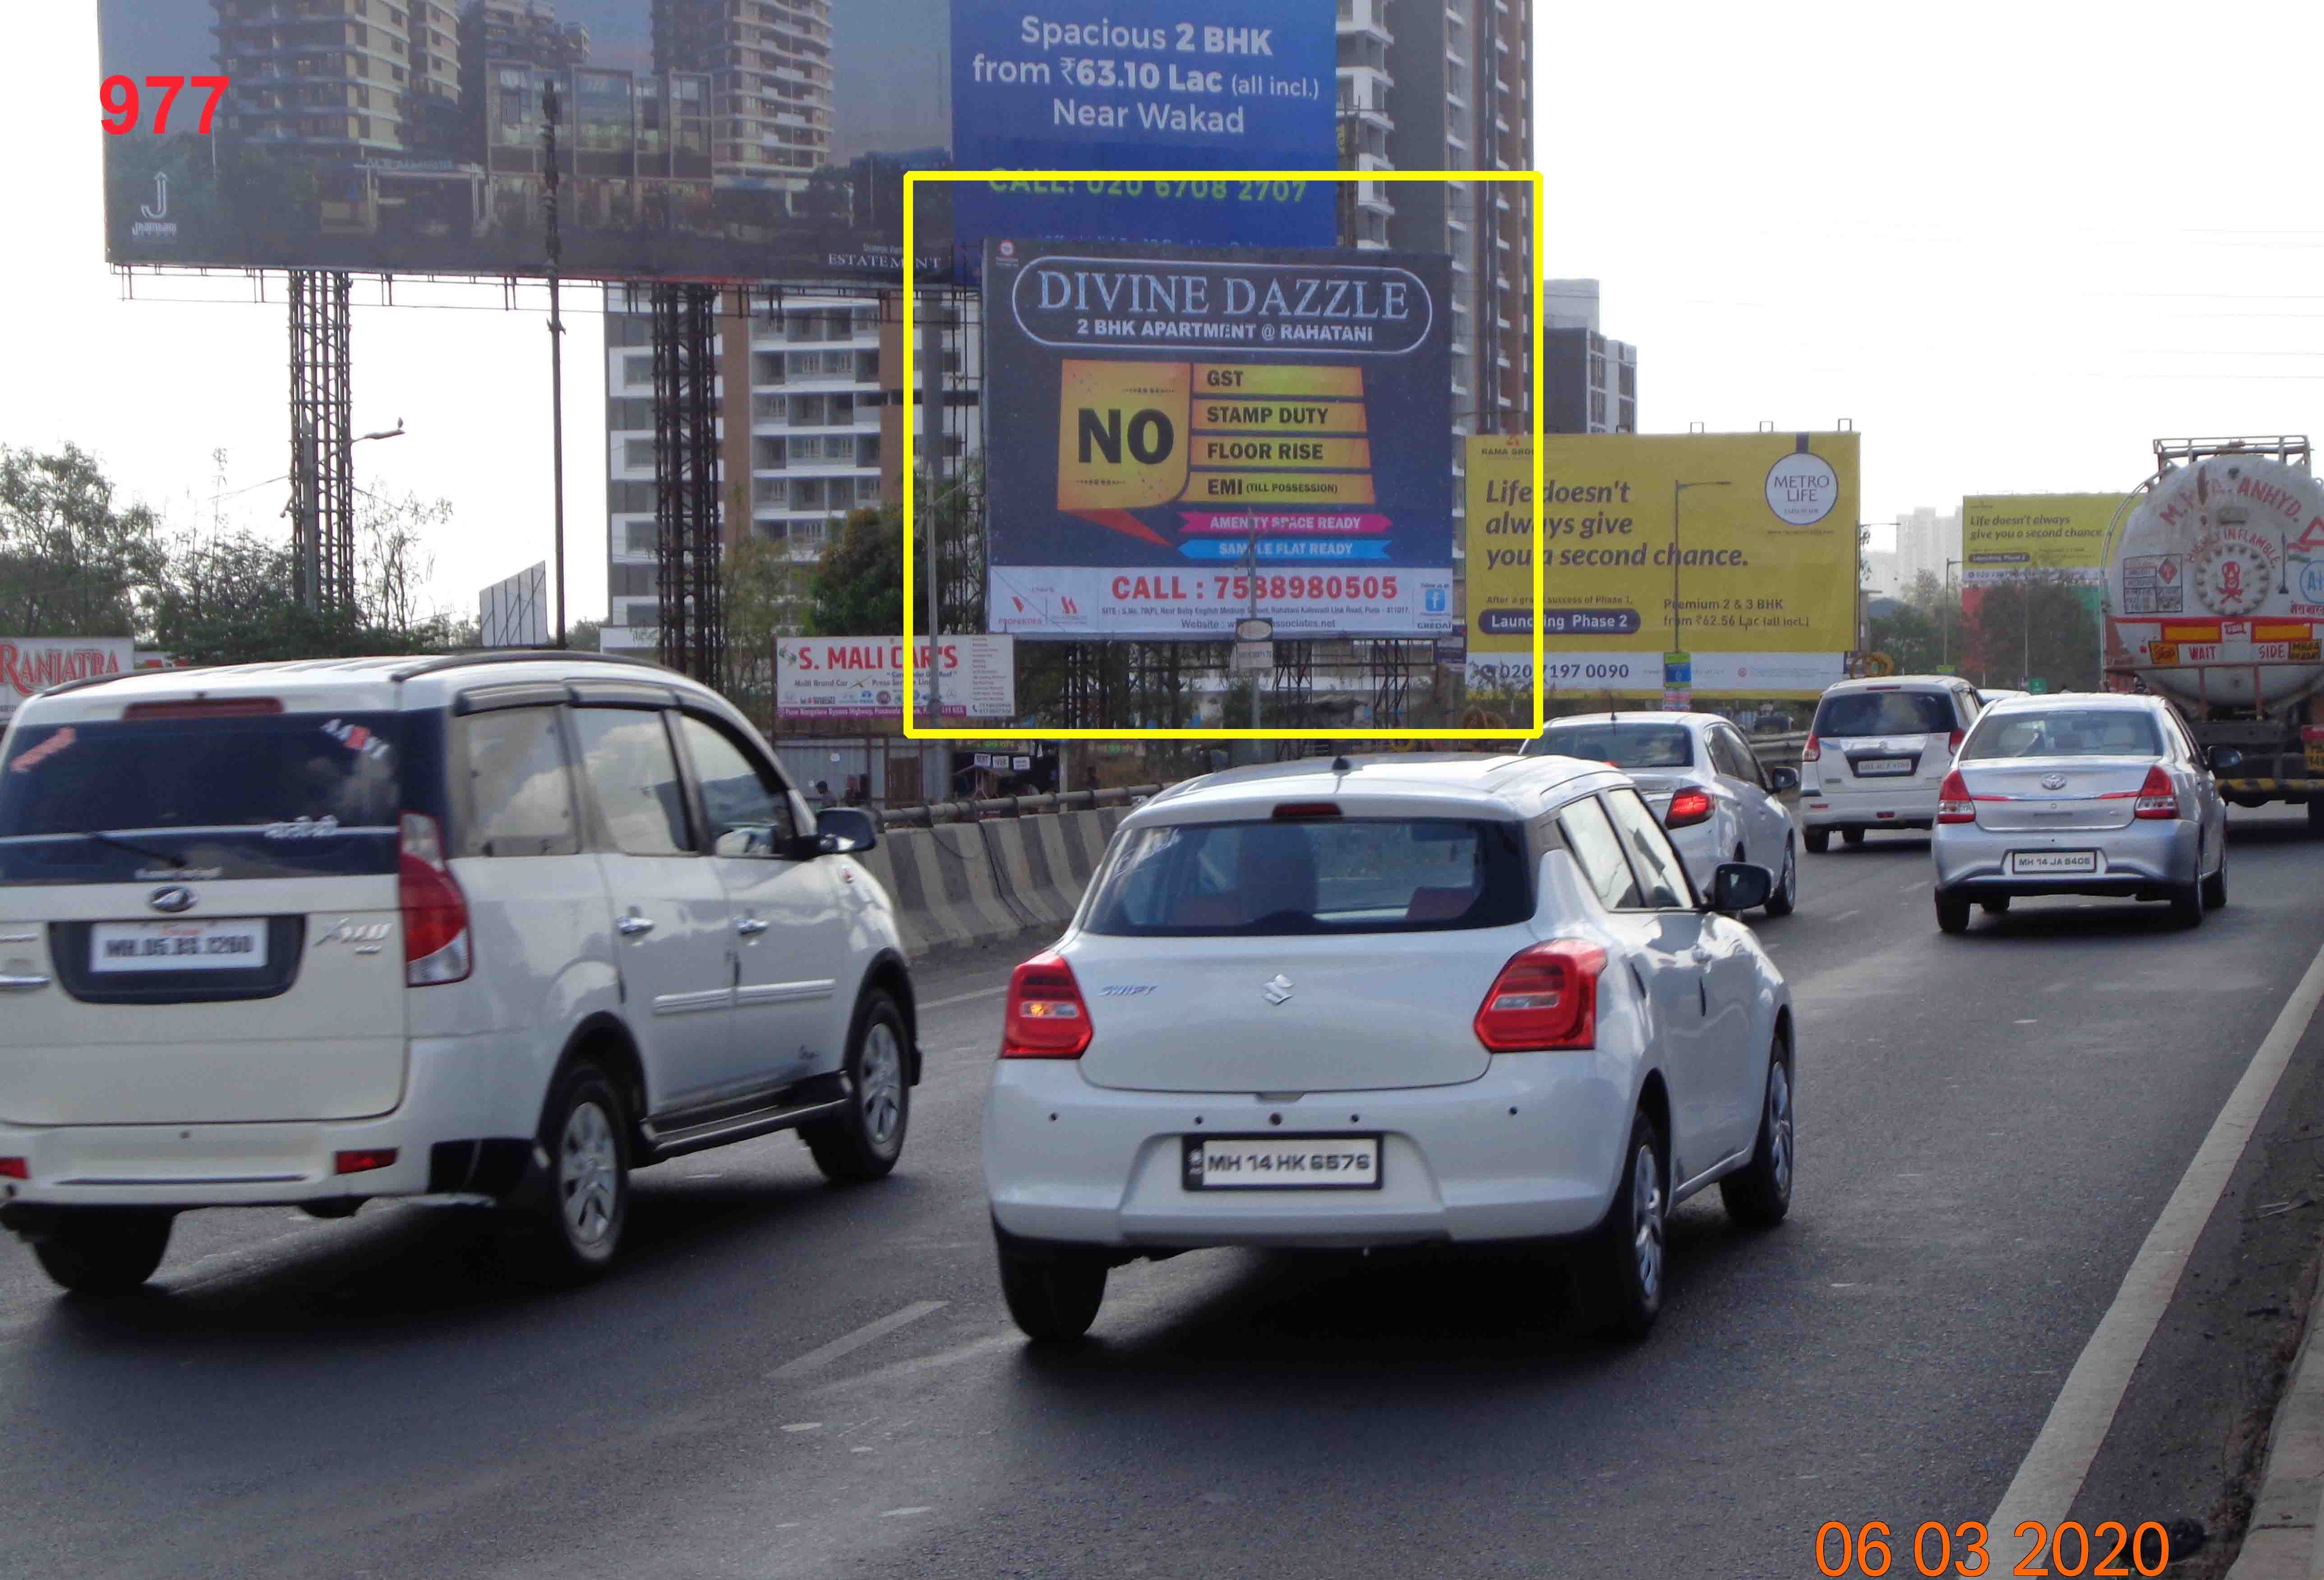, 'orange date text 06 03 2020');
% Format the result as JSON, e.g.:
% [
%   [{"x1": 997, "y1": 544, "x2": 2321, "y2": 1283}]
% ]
[{"x1": 1815, "y1": 1520, "x2": 2172, "y2": 1578}]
